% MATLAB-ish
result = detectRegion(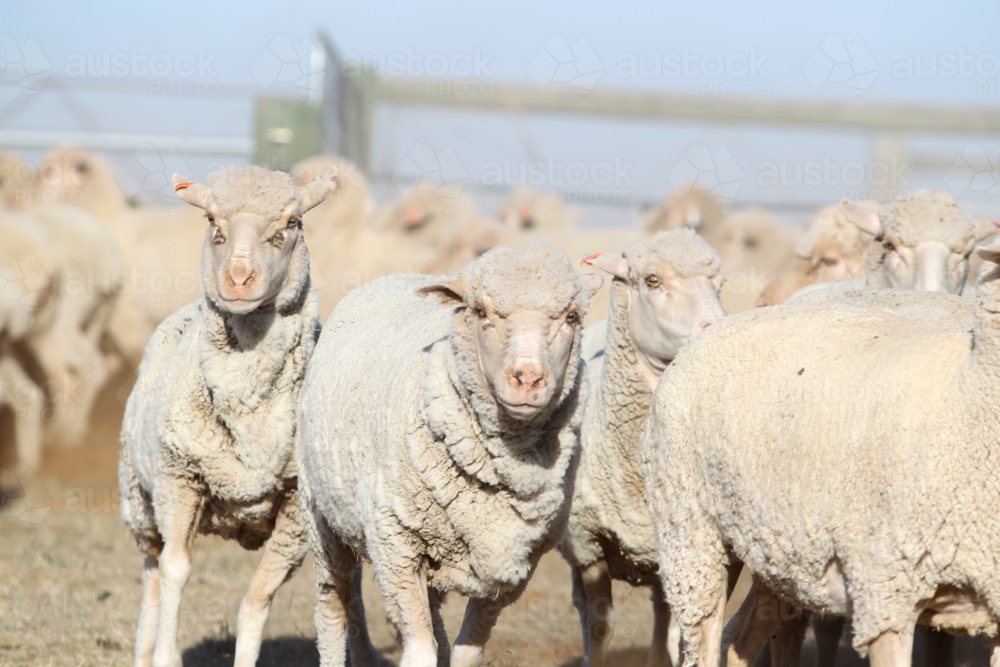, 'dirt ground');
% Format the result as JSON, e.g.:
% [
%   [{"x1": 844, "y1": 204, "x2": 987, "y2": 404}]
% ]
[{"x1": 0, "y1": 391, "x2": 993, "y2": 666}]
